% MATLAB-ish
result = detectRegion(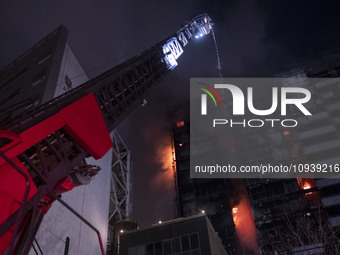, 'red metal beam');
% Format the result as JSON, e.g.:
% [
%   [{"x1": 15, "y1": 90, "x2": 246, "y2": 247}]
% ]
[{"x1": 0, "y1": 93, "x2": 113, "y2": 254}]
